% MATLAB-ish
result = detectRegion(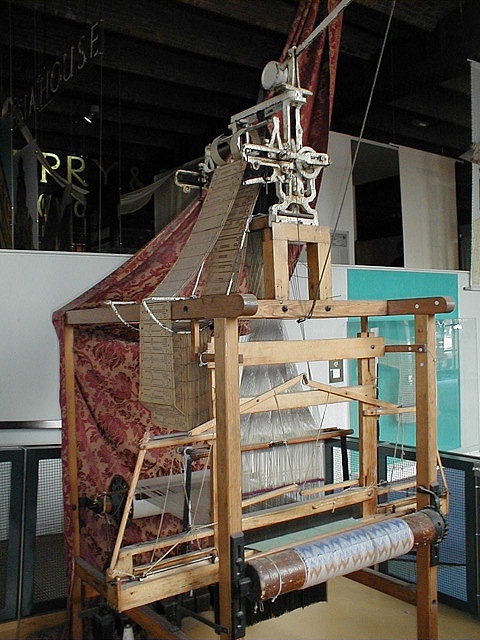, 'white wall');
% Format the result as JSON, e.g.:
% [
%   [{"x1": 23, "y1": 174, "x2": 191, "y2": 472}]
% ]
[
  {"x1": 317, "y1": 131, "x2": 355, "y2": 264},
  {"x1": 320, "y1": 133, "x2": 459, "y2": 271},
  {"x1": 399, "y1": 146, "x2": 458, "y2": 270},
  {"x1": 0, "y1": 250, "x2": 129, "y2": 425}
]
